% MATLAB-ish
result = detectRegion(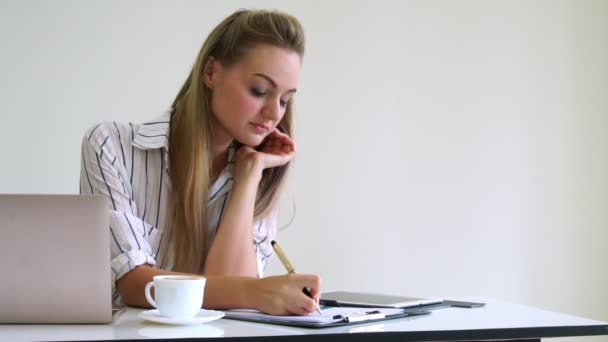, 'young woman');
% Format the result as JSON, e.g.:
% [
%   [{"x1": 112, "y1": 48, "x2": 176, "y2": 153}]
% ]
[{"x1": 80, "y1": 9, "x2": 320, "y2": 316}]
